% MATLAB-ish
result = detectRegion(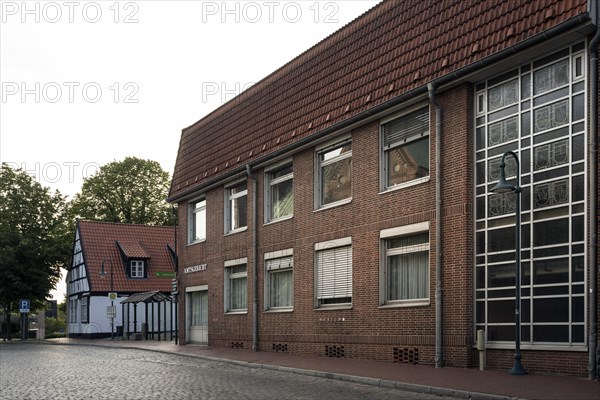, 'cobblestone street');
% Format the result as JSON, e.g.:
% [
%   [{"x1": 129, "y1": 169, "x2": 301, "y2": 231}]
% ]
[{"x1": 0, "y1": 343, "x2": 443, "y2": 400}]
